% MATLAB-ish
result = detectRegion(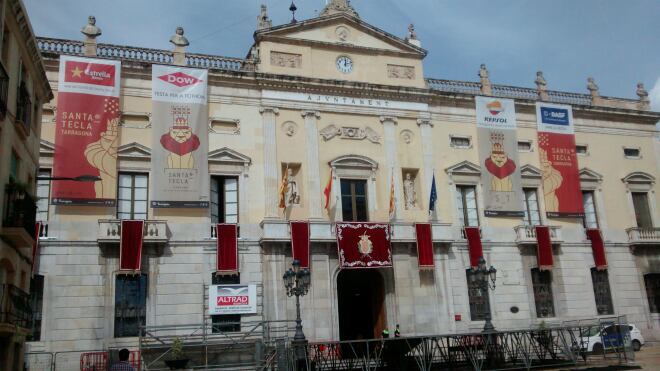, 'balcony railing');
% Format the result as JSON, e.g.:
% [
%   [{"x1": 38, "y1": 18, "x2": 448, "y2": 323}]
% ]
[
  {"x1": 0, "y1": 284, "x2": 32, "y2": 329},
  {"x1": 0, "y1": 63, "x2": 8, "y2": 120},
  {"x1": 15, "y1": 82, "x2": 32, "y2": 136},
  {"x1": 1, "y1": 183, "x2": 37, "y2": 247},
  {"x1": 626, "y1": 227, "x2": 660, "y2": 245},
  {"x1": 97, "y1": 220, "x2": 168, "y2": 244},
  {"x1": 514, "y1": 225, "x2": 562, "y2": 245}
]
